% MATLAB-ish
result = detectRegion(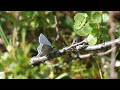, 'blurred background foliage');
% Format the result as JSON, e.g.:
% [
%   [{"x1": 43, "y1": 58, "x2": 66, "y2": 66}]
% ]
[{"x1": 0, "y1": 11, "x2": 120, "y2": 79}]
